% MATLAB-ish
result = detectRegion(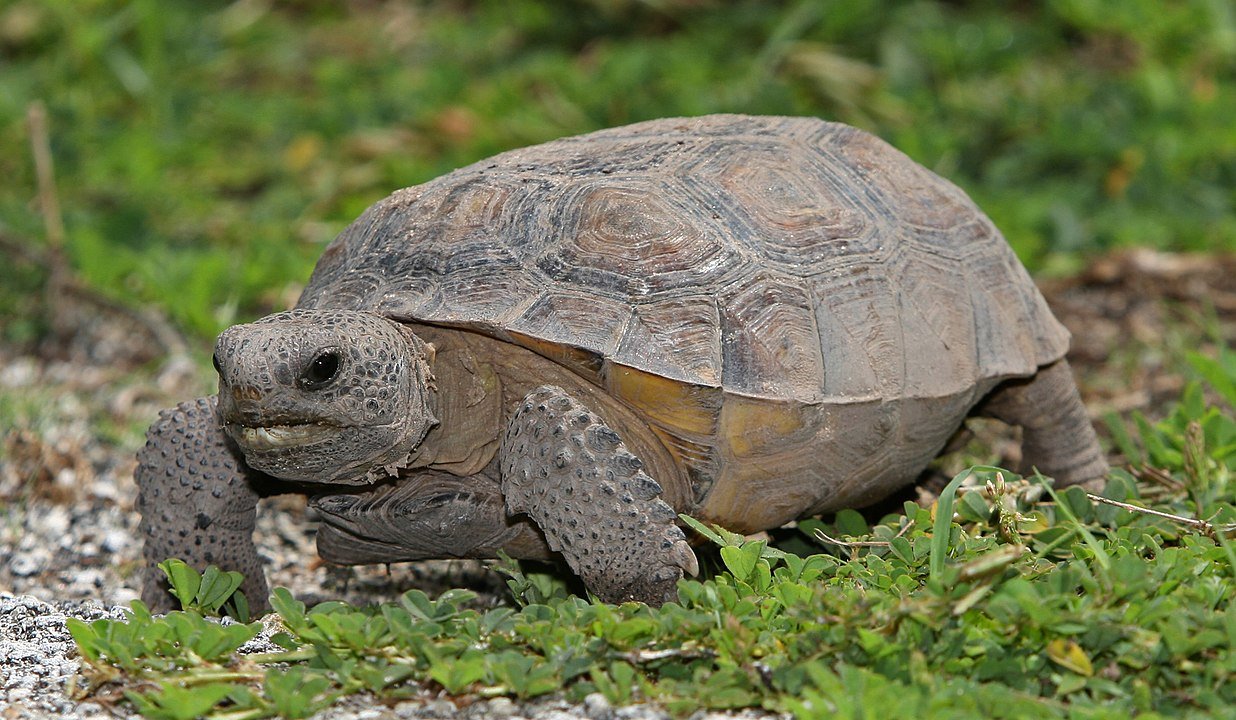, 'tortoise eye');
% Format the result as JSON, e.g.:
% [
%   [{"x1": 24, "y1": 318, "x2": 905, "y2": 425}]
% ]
[
  {"x1": 300, "y1": 349, "x2": 341, "y2": 390},
  {"x1": 211, "y1": 353, "x2": 223, "y2": 376}
]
